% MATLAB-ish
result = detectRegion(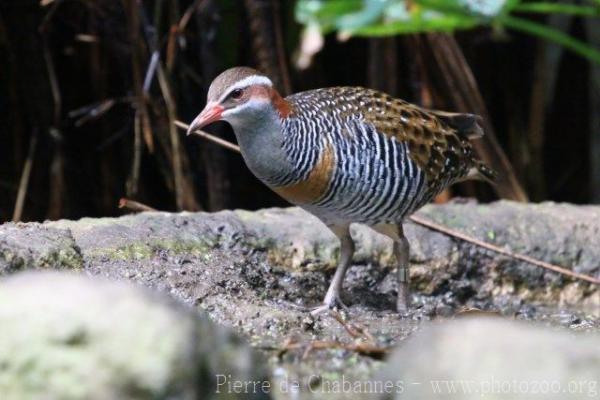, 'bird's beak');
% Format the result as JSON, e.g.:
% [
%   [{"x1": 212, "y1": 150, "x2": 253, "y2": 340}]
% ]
[{"x1": 186, "y1": 102, "x2": 224, "y2": 136}]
